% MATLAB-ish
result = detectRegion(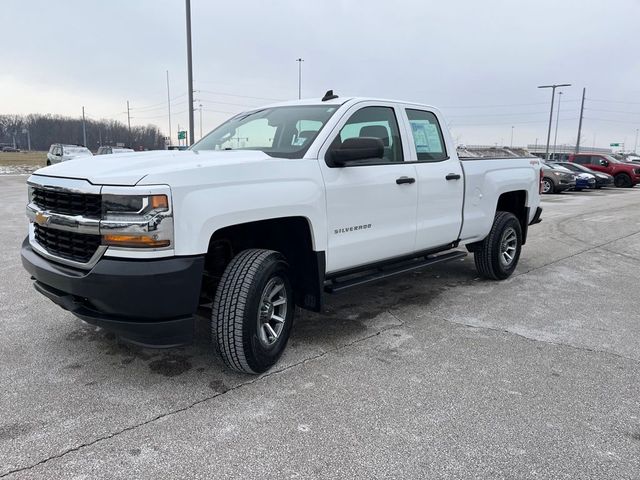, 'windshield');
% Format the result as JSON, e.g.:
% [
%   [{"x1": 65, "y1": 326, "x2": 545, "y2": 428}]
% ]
[
  {"x1": 191, "y1": 105, "x2": 340, "y2": 159},
  {"x1": 66, "y1": 147, "x2": 91, "y2": 156},
  {"x1": 603, "y1": 154, "x2": 621, "y2": 163}
]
